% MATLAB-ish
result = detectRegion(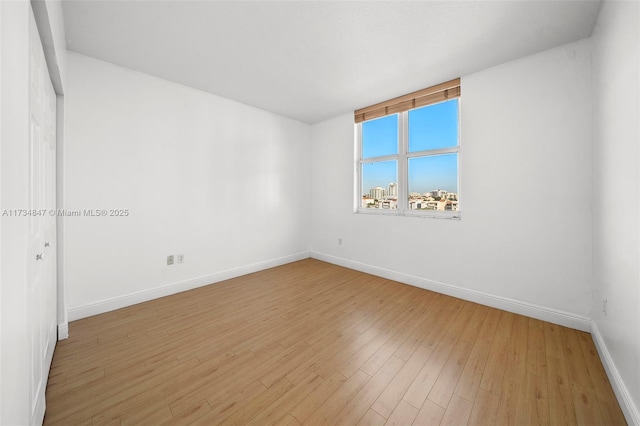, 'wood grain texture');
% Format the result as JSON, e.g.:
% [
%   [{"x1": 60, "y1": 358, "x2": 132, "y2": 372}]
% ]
[{"x1": 44, "y1": 259, "x2": 625, "y2": 425}]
